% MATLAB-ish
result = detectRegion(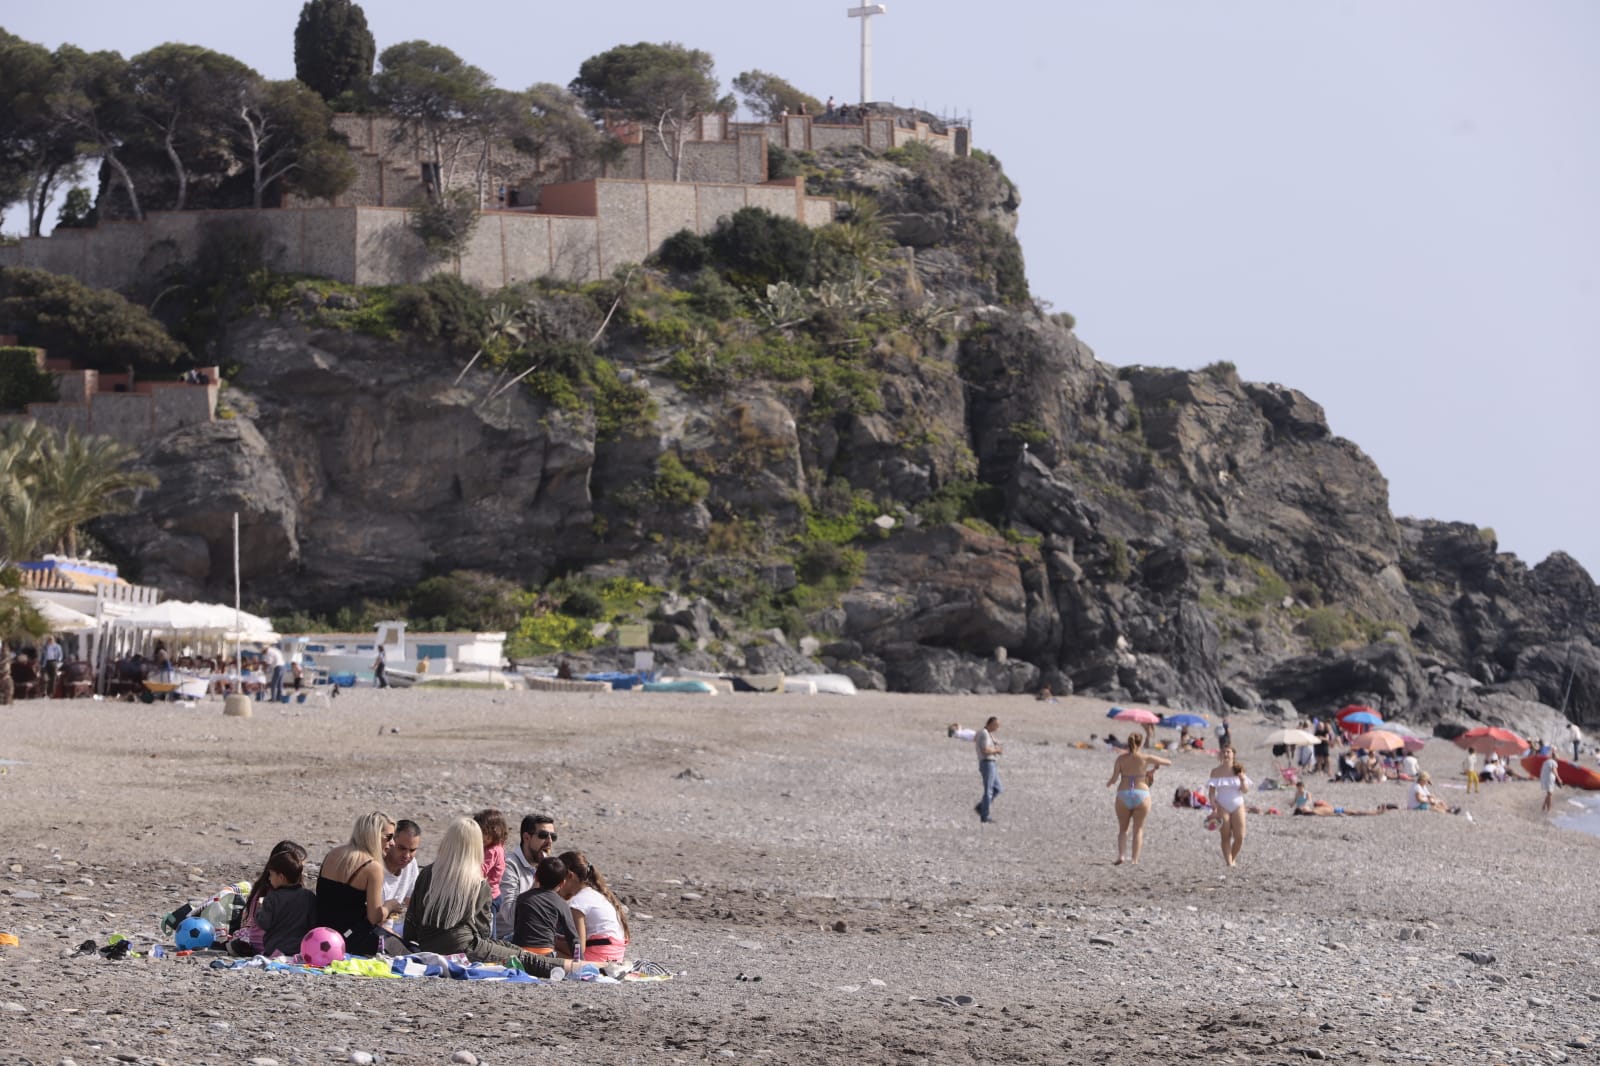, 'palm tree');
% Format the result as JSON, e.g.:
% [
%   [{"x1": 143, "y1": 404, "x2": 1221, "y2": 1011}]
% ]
[
  {"x1": 30, "y1": 429, "x2": 158, "y2": 558},
  {"x1": 0, "y1": 422, "x2": 60, "y2": 567}
]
